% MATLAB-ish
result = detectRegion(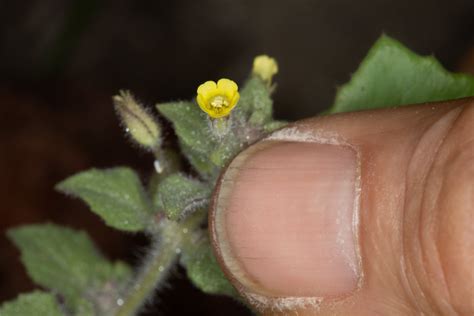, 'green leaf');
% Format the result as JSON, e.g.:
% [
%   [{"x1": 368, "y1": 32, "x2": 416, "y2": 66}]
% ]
[
  {"x1": 157, "y1": 101, "x2": 218, "y2": 177},
  {"x1": 7, "y1": 224, "x2": 132, "y2": 311},
  {"x1": 0, "y1": 291, "x2": 64, "y2": 316},
  {"x1": 209, "y1": 137, "x2": 241, "y2": 168},
  {"x1": 157, "y1": 101, "x2": 213, "y2": 155},
  {"x1": 56, "y1": 167, "x2": 152, "y2": 231},
  {"x1": 330, "y1": 35, "x2": 474, "y2": 113},
  {"x1": 181, "y1": 236, "x2": 236, "y2": 297},
  {"x1": 156, "y1": 173, "x2": 210, "y2": 221},
  {"x1": 180, "y1": 142, "x2": 217, "y2": 177},
  {"x1": 239, "y1": 77, "x2": 273, "y2": 125}
]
